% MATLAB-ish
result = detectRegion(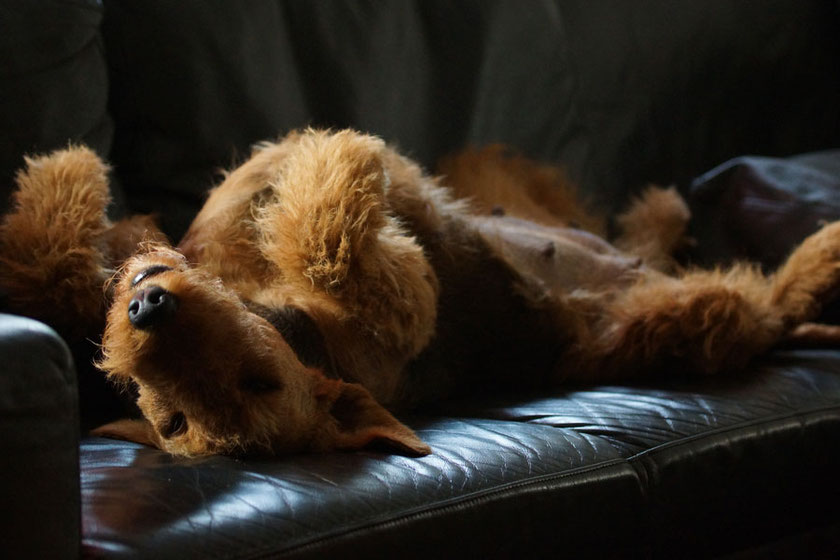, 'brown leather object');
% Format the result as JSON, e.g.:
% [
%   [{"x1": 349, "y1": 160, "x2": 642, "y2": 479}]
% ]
[{"x1": 688, "y1": 152, "x2": 840, "y2": 270}]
